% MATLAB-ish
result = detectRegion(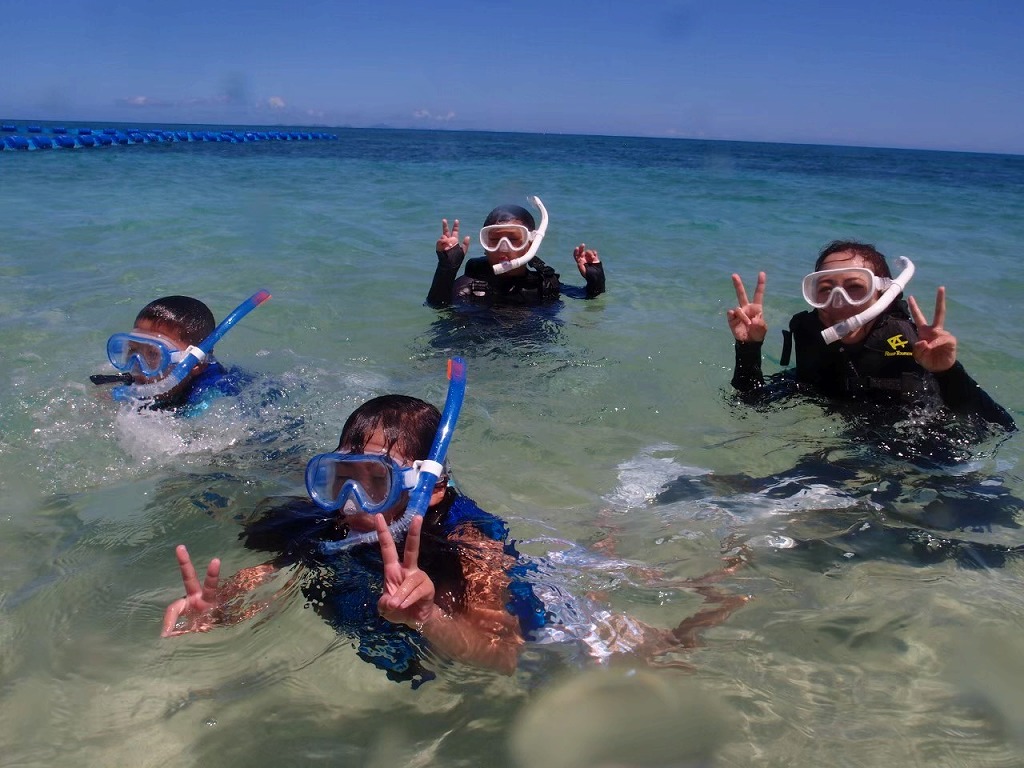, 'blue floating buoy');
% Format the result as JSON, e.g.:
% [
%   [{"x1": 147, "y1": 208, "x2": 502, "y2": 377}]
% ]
[{"x1": 3, "y1": 121, "x2": 335, "y2": 153}]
